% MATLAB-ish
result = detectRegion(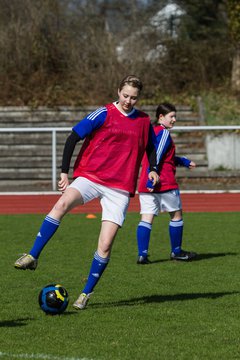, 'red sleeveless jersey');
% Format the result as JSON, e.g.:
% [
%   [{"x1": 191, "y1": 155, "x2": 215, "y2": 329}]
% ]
[
  {"x1": 73, "y1": 103, "x2": 151, "y2": 195},
  {"x1": 138, "y1": 124, "x2": 178, "y2": 193}
]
